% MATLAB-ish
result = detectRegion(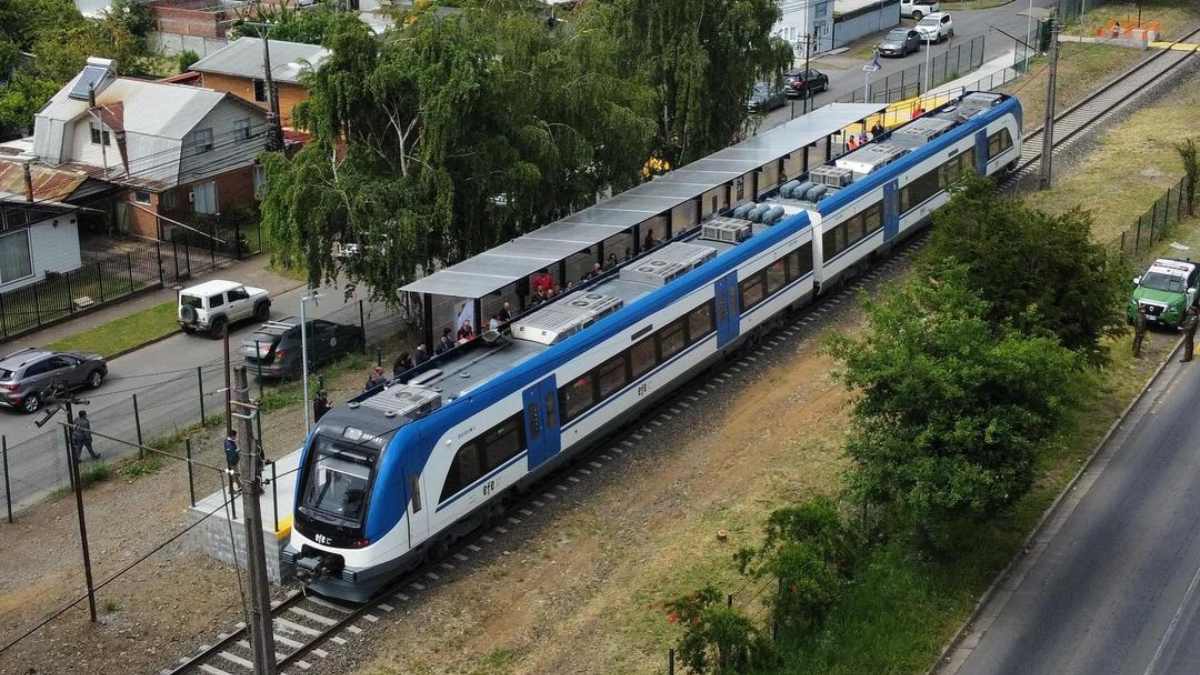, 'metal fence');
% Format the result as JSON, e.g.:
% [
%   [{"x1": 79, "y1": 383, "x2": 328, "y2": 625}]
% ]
[
  {"x1": 836, "y1": 35, "x2": 988, "y2": 104},
  {"x1": 0, "y1": 294, "x2": 412, "y2": 520},
  {"x1": 0, "y1": 222, "x2": 264, "y2": 342},
  {"x1": 1112, "y1": 175, "x2": 1197, "y2": 259}
]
